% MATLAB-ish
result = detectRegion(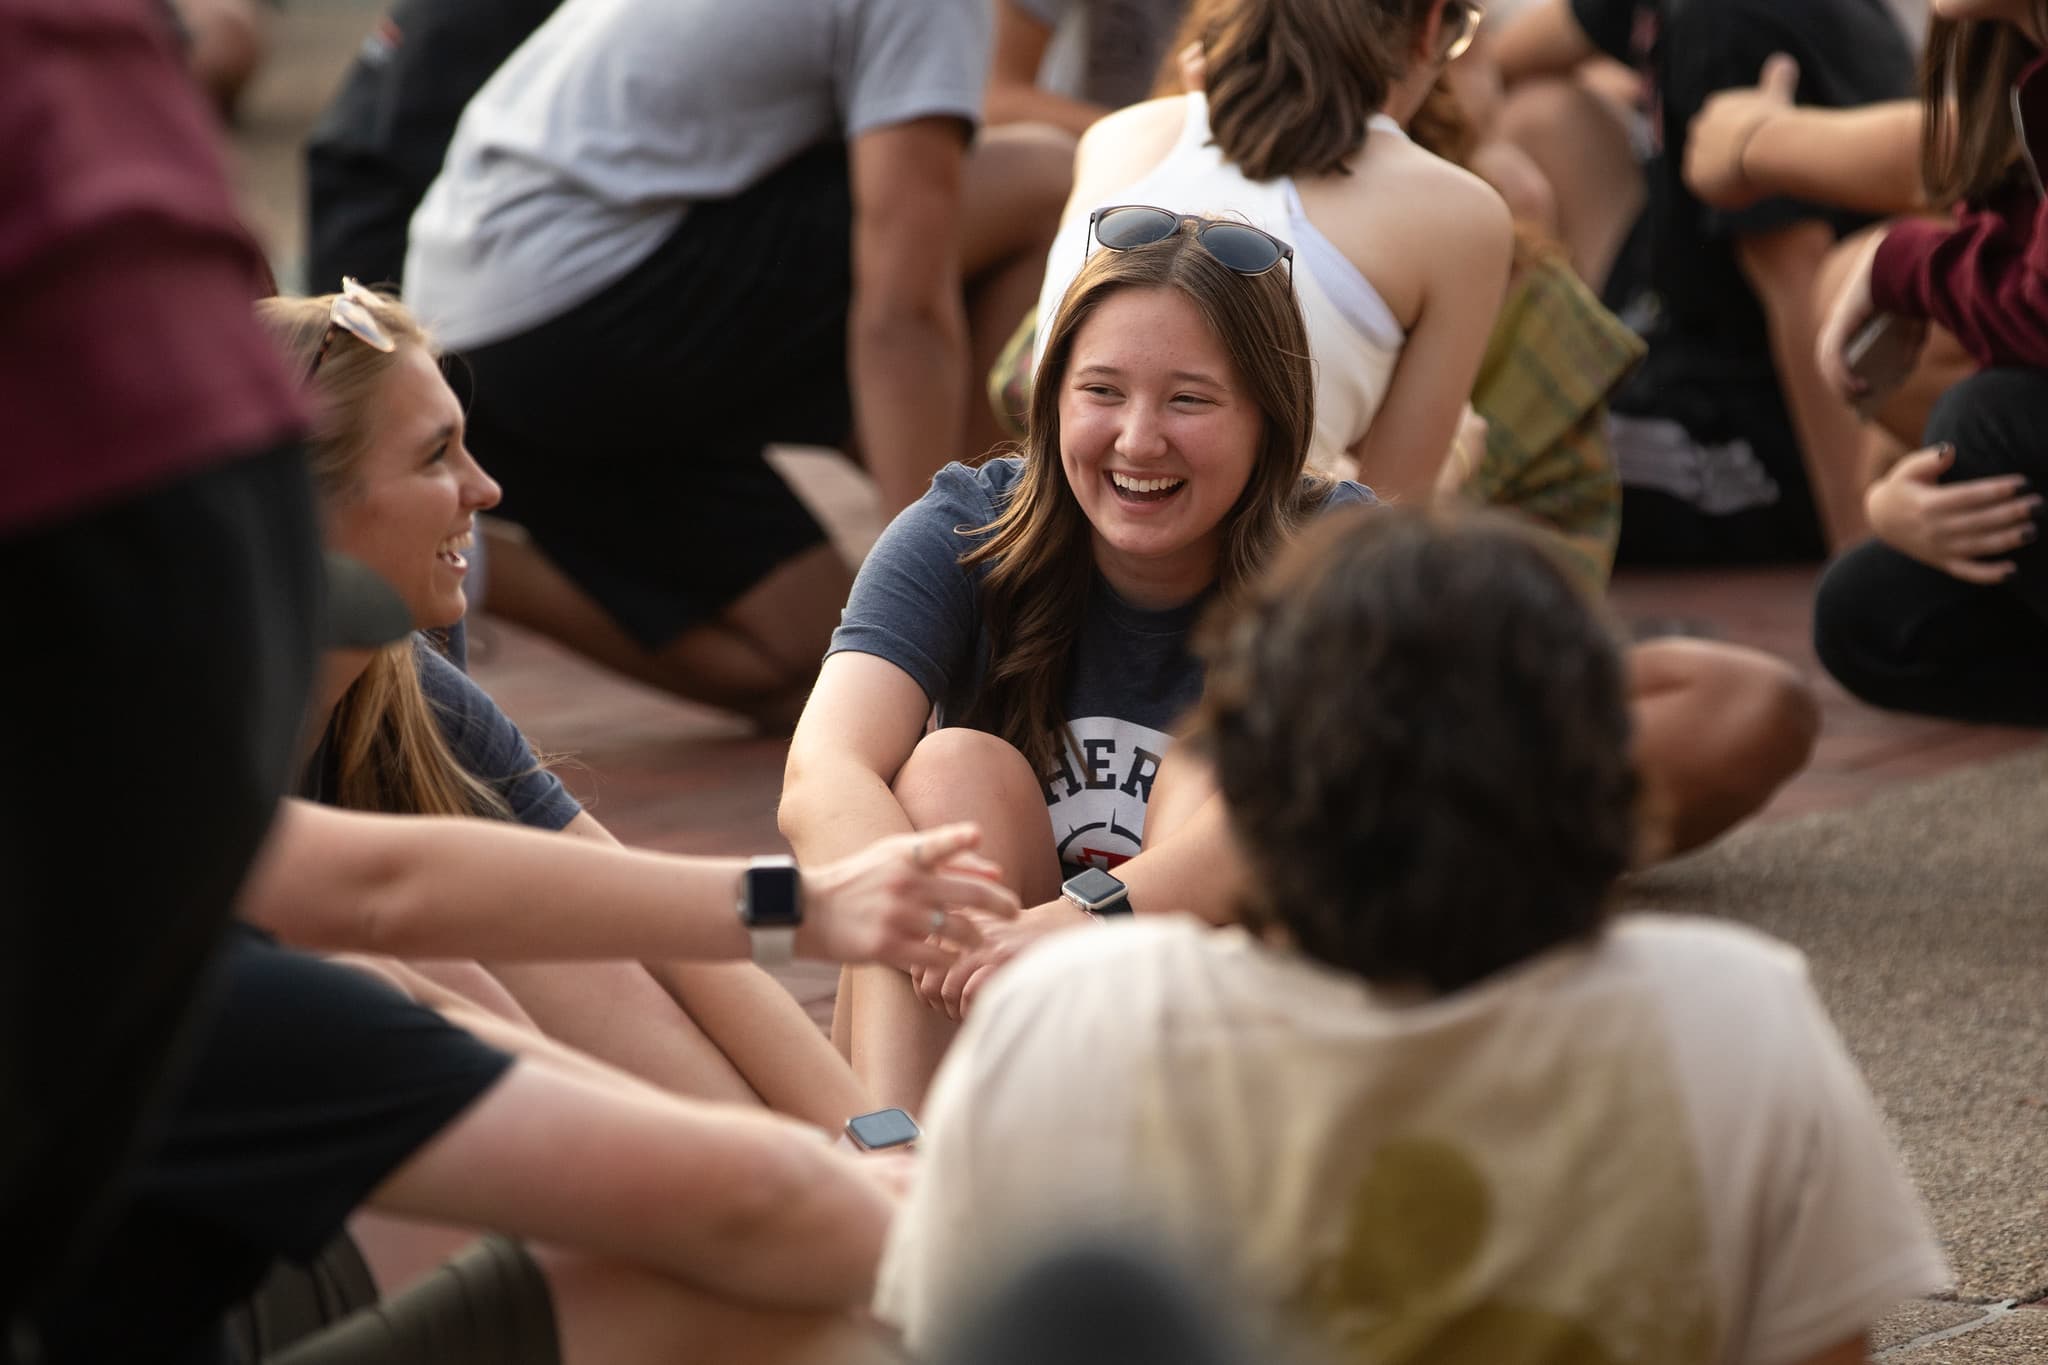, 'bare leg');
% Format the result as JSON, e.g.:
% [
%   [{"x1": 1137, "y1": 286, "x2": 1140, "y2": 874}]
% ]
[
  {"x1": 1627, "y1": 639, "x2": 1819, "y2": 864},
  {"x1": 1496, "y1": 77, "x2": 1645, "y2": 291},
  {"x1": 841, "y1": 728, "x2": 1063, "y2": 1113},
  {"x1": 644, "y1": 960, "x2": 874, "y2": 1128},
  {"x1": 959, "y1": 124, "x2": 1075, "y2": 461},
  {"x1": 484, "y1": 961, "x2": 763, "y2": 1107},
  {"x1": 481, "y1": 521, "x2": 849, "y2": 734}
]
